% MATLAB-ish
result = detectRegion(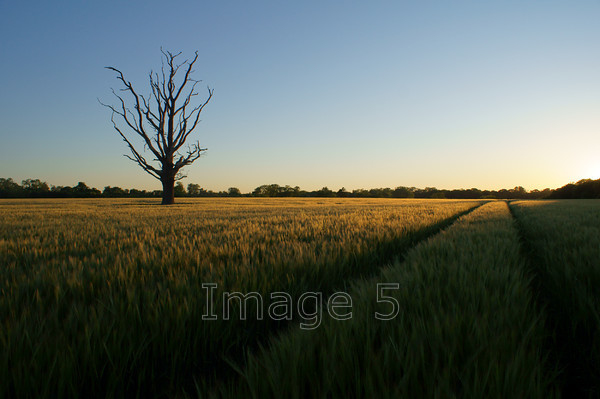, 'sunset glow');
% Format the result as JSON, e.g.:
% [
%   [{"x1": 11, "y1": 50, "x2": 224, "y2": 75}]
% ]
[{"x1": 0, "y1": 1, "x2": 599, "y2": 192}]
